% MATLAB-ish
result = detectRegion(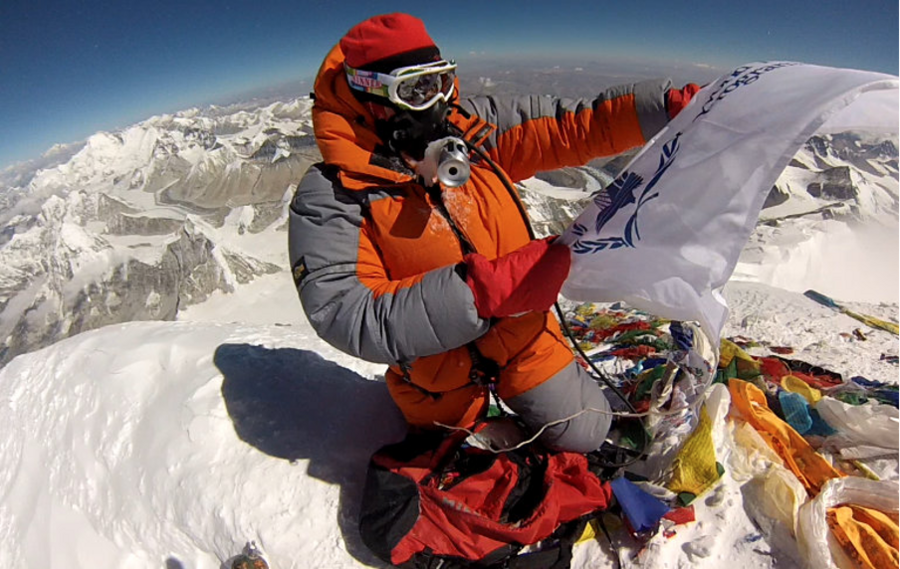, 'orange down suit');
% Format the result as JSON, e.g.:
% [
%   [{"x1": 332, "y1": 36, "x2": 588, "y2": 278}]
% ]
[{"x1": 288, "y1": 44, "x2": 677, "y2": 429}]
